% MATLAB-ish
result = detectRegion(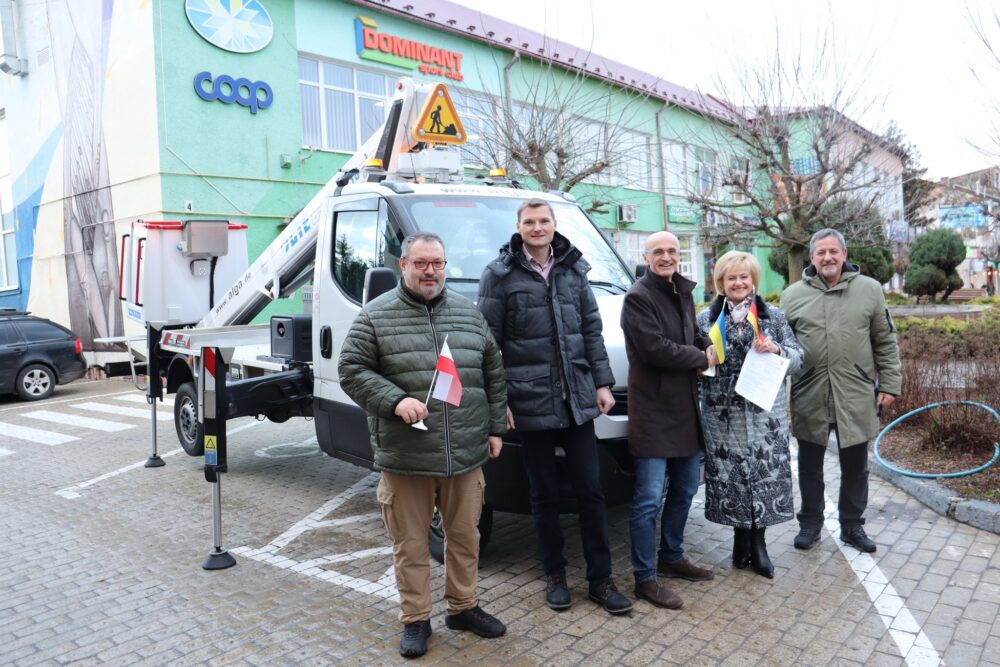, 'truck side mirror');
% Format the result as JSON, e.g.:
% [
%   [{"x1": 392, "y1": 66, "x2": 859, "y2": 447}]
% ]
[
  {"x1": 363, "y1": 268, "x2": 397, "y2": 304},
  {"x1": 635, "y1": 264, "x2": 647, "y2": 278}
]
